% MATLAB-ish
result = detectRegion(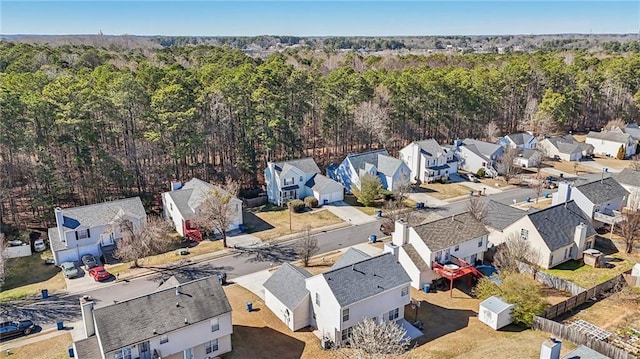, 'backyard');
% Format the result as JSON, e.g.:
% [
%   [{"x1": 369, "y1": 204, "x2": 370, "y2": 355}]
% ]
[
  {"x1": 243, "y1": 207, "x2": 344, "y2": 241},
  {"x1": 0, "y1": 250, "x2": 66, "y2": 301},
  {"x1": 545, "y1": 249, "x2": 637, "y2": 289}
]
